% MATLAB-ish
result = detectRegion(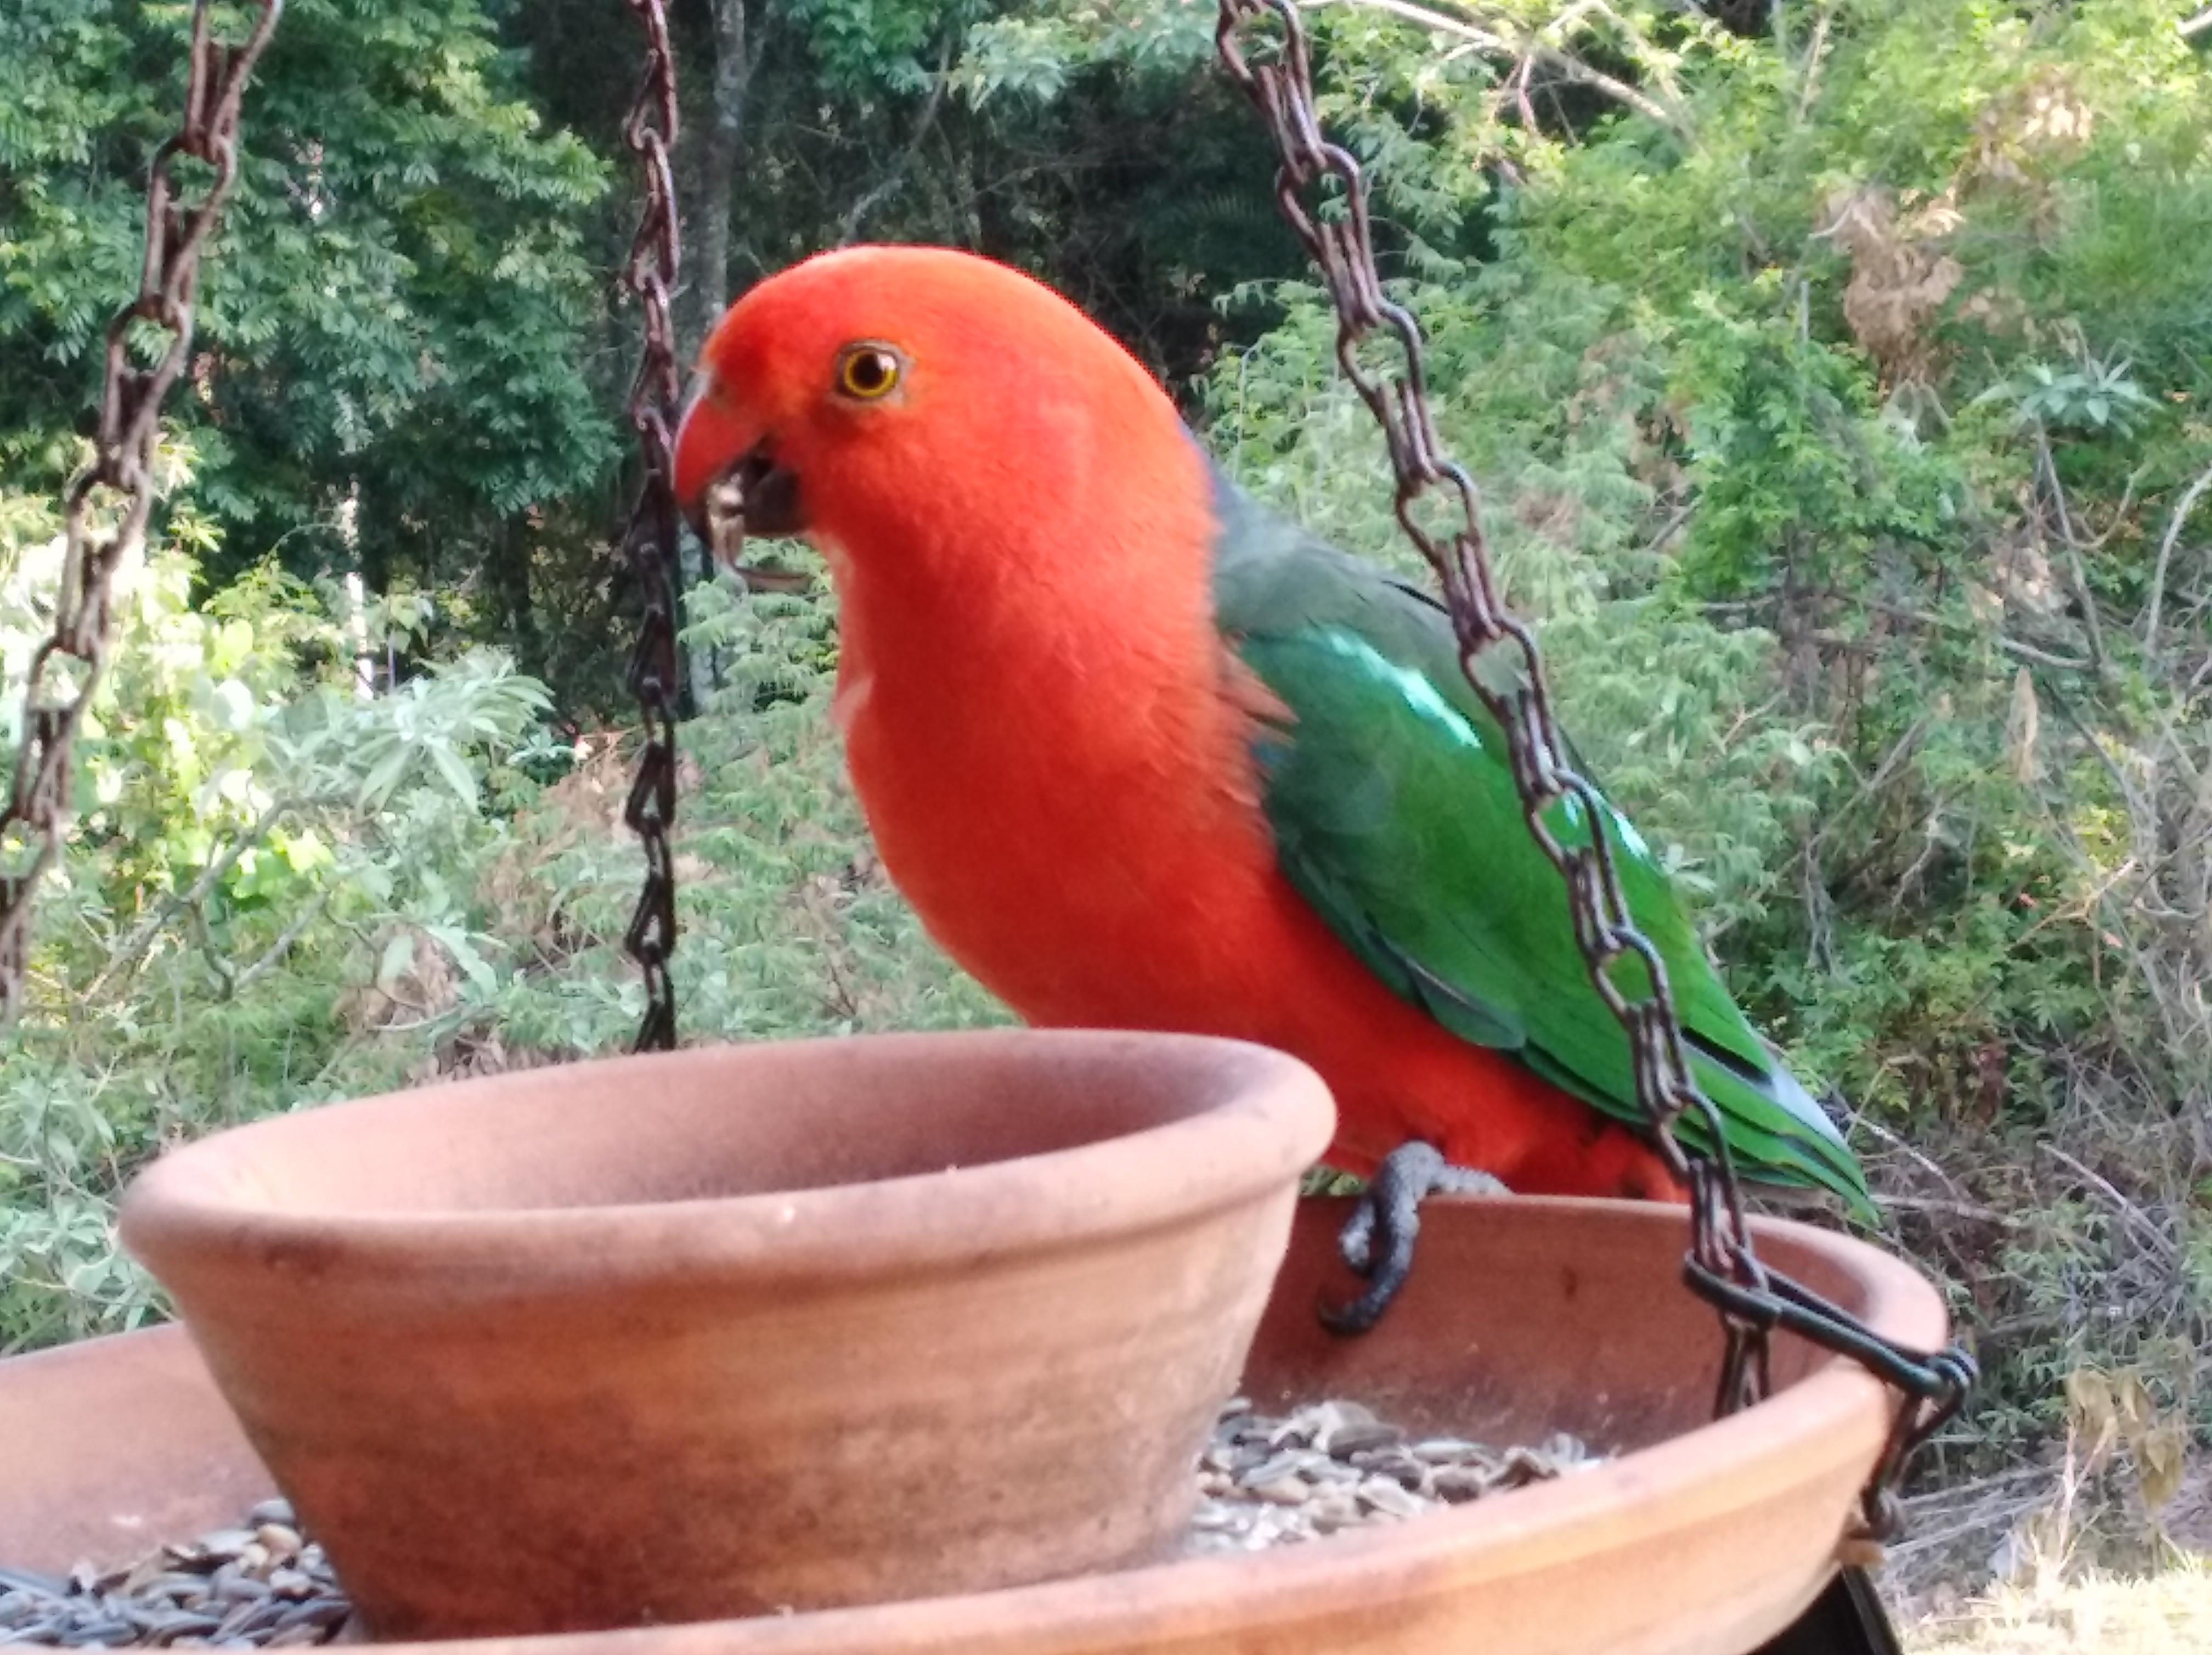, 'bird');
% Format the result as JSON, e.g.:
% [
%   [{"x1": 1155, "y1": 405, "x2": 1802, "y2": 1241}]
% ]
[{"x1": 670, "y1": 244, "x2": 1874, "y2": 1327}]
